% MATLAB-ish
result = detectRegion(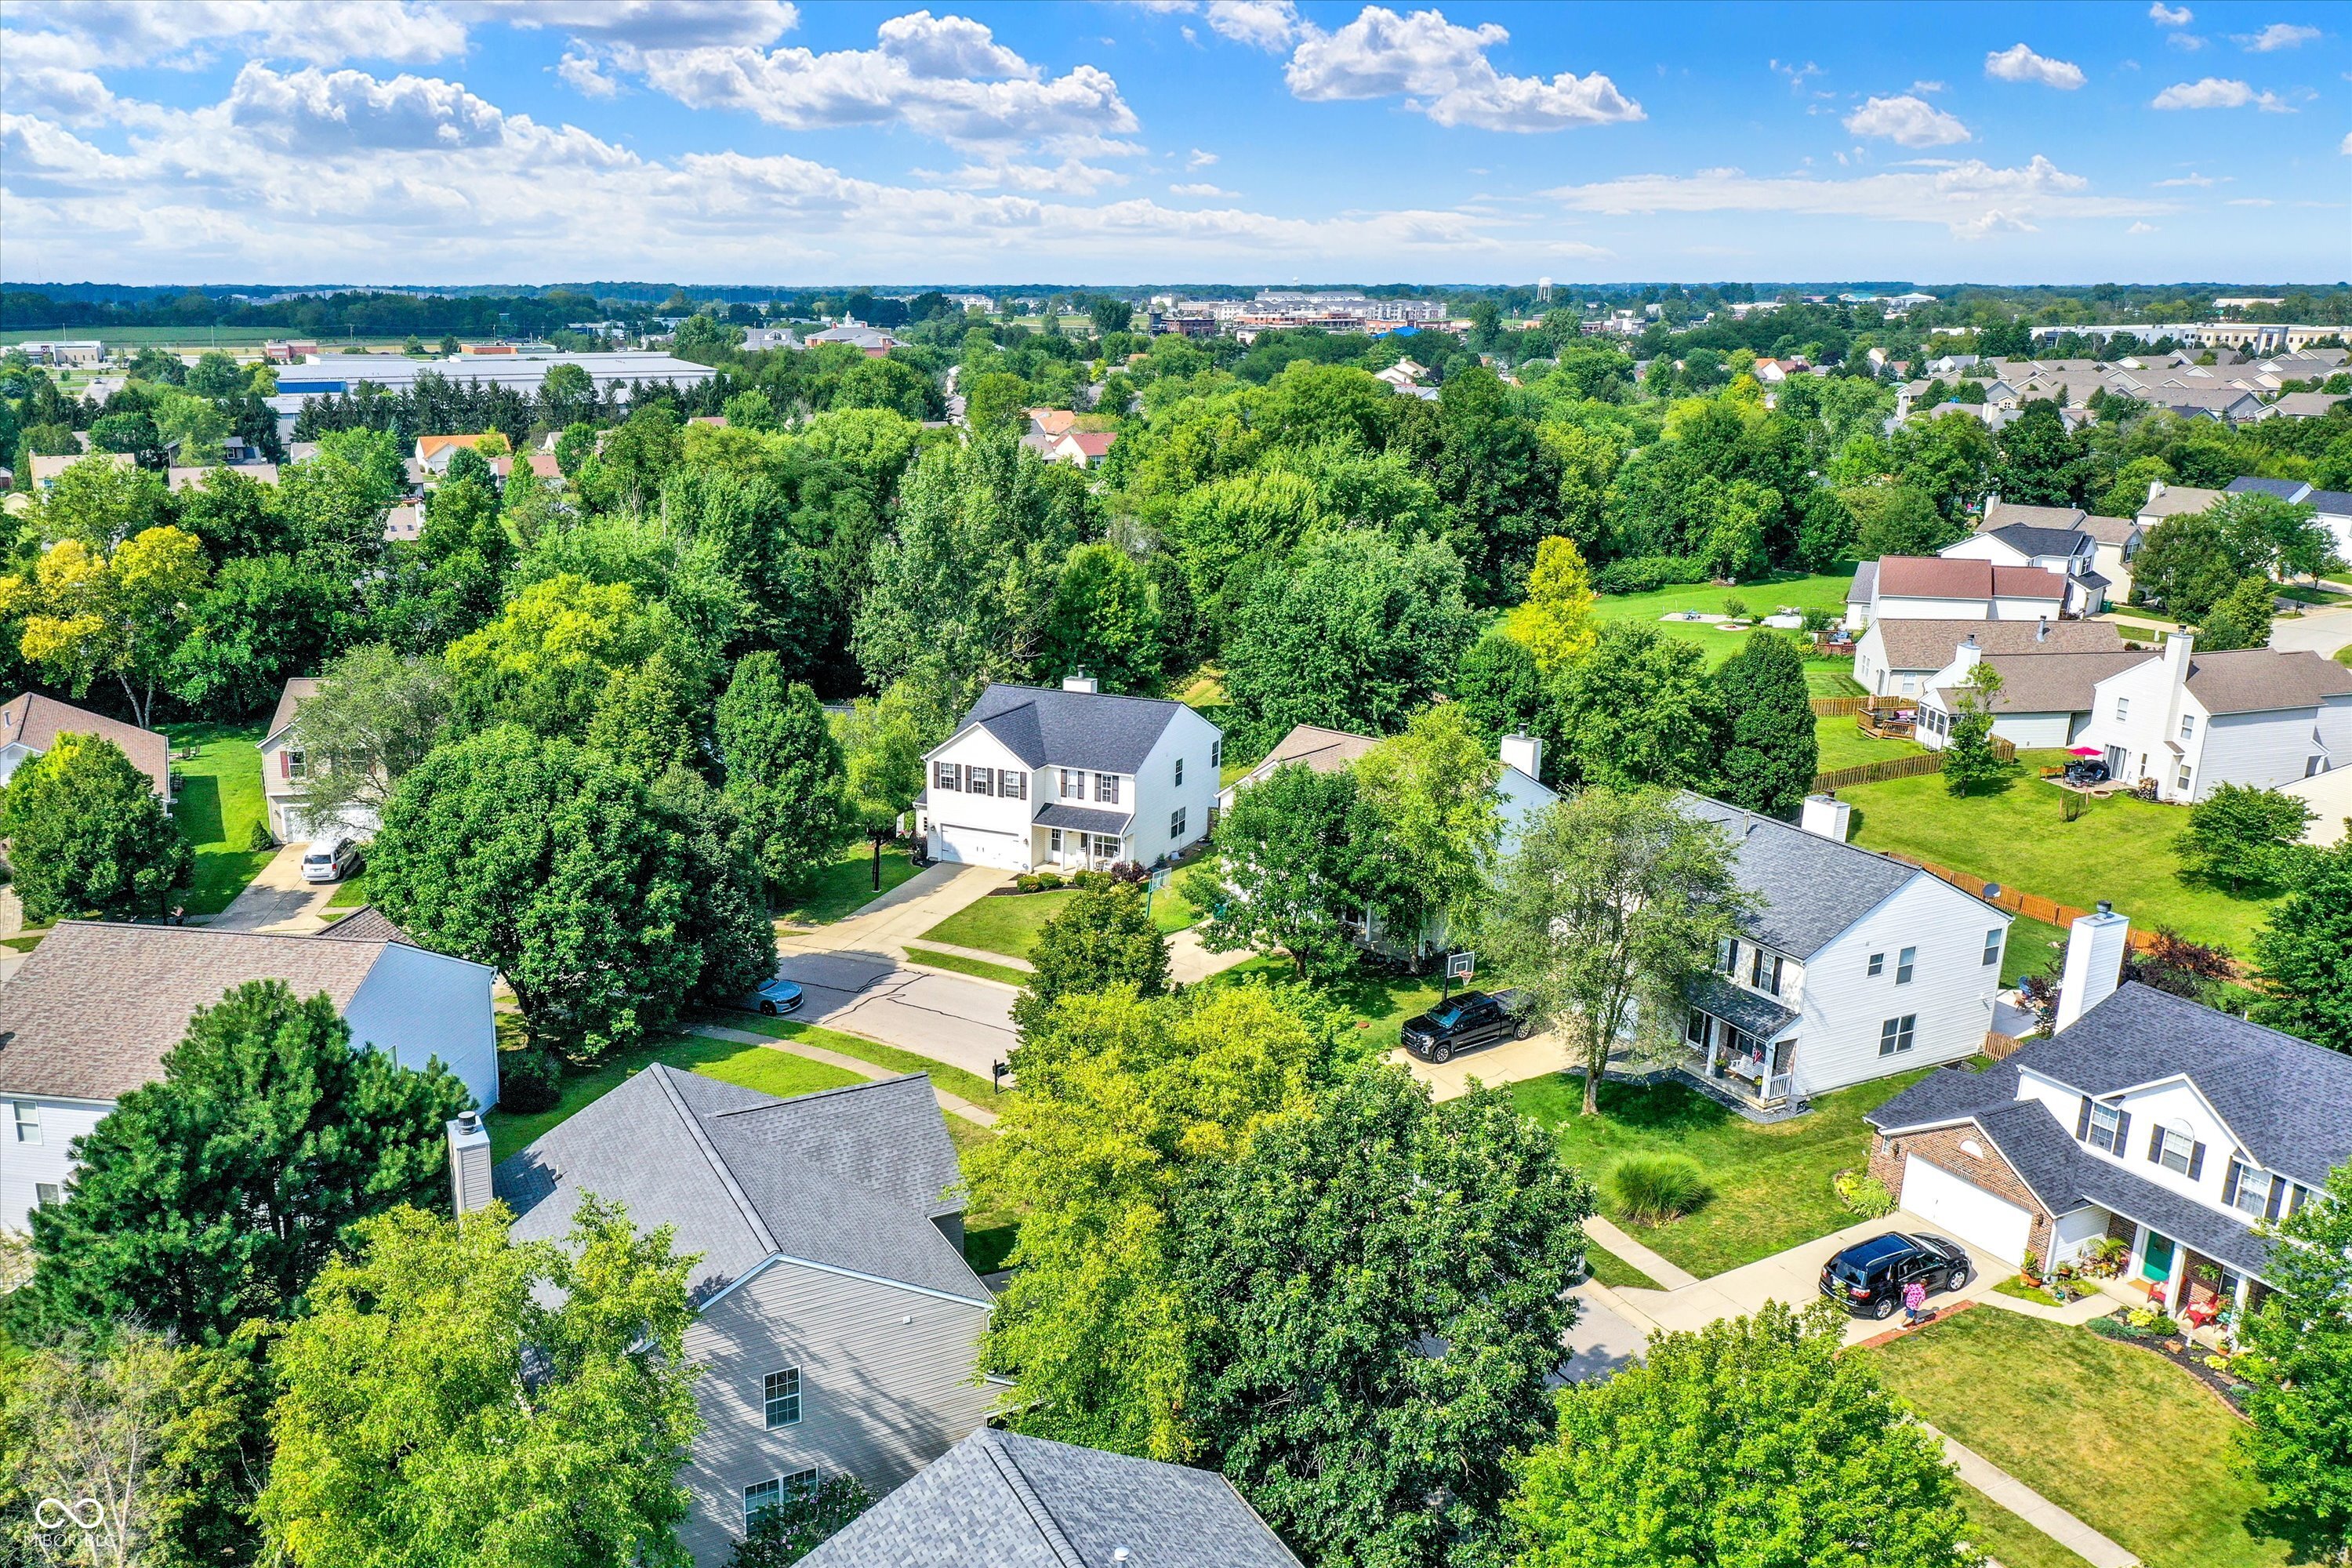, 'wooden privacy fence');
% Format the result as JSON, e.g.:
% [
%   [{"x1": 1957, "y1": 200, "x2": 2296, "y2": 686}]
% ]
[
  {"x1": 1810, "y1": 696, "x2": 1867, "y2": 717},
  {"x1": 1809, "y1": 733, "x2": 2013, "y2": 792},
  {"x1": 1871, "y1": 850, "x2": 2186, "y2": 961}
]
